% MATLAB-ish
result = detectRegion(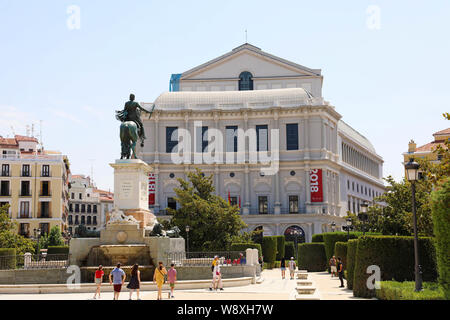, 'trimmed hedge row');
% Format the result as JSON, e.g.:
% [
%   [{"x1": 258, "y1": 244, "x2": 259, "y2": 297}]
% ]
[
  {"x1": 230, "y1": 243, "x2": 262, "y2": 258},
  {"x1": 275, "y1": 236, "x2": 285, "y2": 261},
  {"x1": 47, "y1": 246, "x2": 69, "y2": 255},
  {"x1": 431, "y1": 178, "x2": 450, "y2": 300},
  {"x1": 262, "y1": 236, "x2": 278, "y2": 263},
  {"x1": 284, "y1": 241, "x2": 295, "y2": 260},
  {"x1": 297, "y1": 243, "x2": 327, "y2": 272},
  {"x1": 353, "y1": 236, "x2": 438, "y2": 298},
  {"x1": 323, "y1": 232, "x2": 359, "y2": 272},
  {"x1": 0, "y1": 248, "x2": 17, "y2": 269},
  {"x1": 346, "y1": 239, "x2": 358, "y2": 290},
  {"x1": 312, "y1": 234, "x2": 323, "y2": 242},
  {"x1": 335, "y1": 242, "x2": 348, "y2": 272}
]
